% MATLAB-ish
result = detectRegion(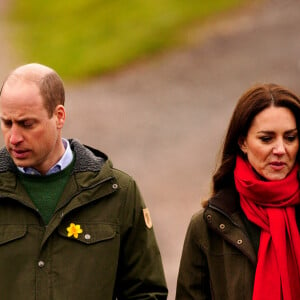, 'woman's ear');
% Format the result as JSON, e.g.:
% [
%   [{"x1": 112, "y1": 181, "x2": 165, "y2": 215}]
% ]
[{"x1": 238, "y1": 137, "x2": 247, "y2": 154}]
